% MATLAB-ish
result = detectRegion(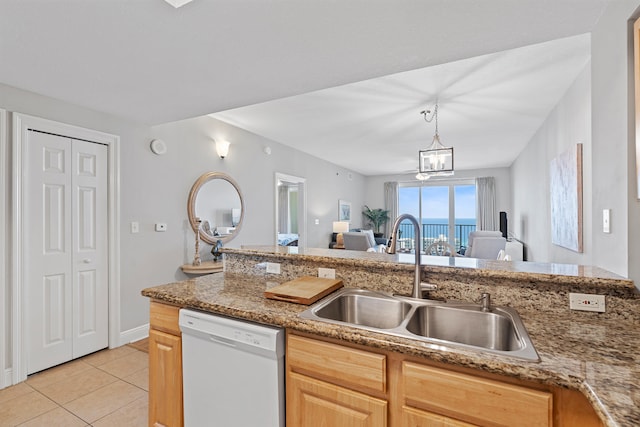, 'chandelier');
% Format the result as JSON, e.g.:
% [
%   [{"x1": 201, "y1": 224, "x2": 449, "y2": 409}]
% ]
[{"x1": 416, "y1": 103, "x2": 454, "y2": 180}]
